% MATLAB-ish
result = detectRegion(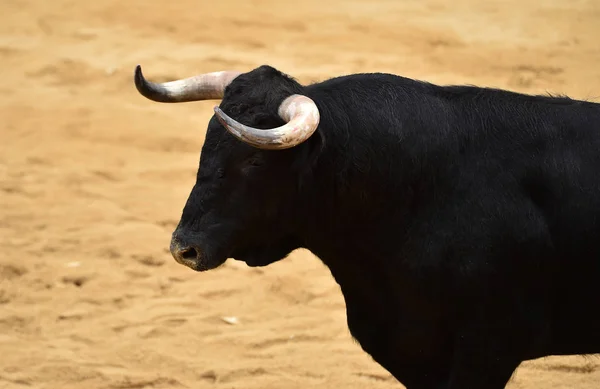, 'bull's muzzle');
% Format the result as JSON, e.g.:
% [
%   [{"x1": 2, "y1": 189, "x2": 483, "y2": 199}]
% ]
[{"x1": 169, "y1": 235, "x2": 202, "y2": 271}]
